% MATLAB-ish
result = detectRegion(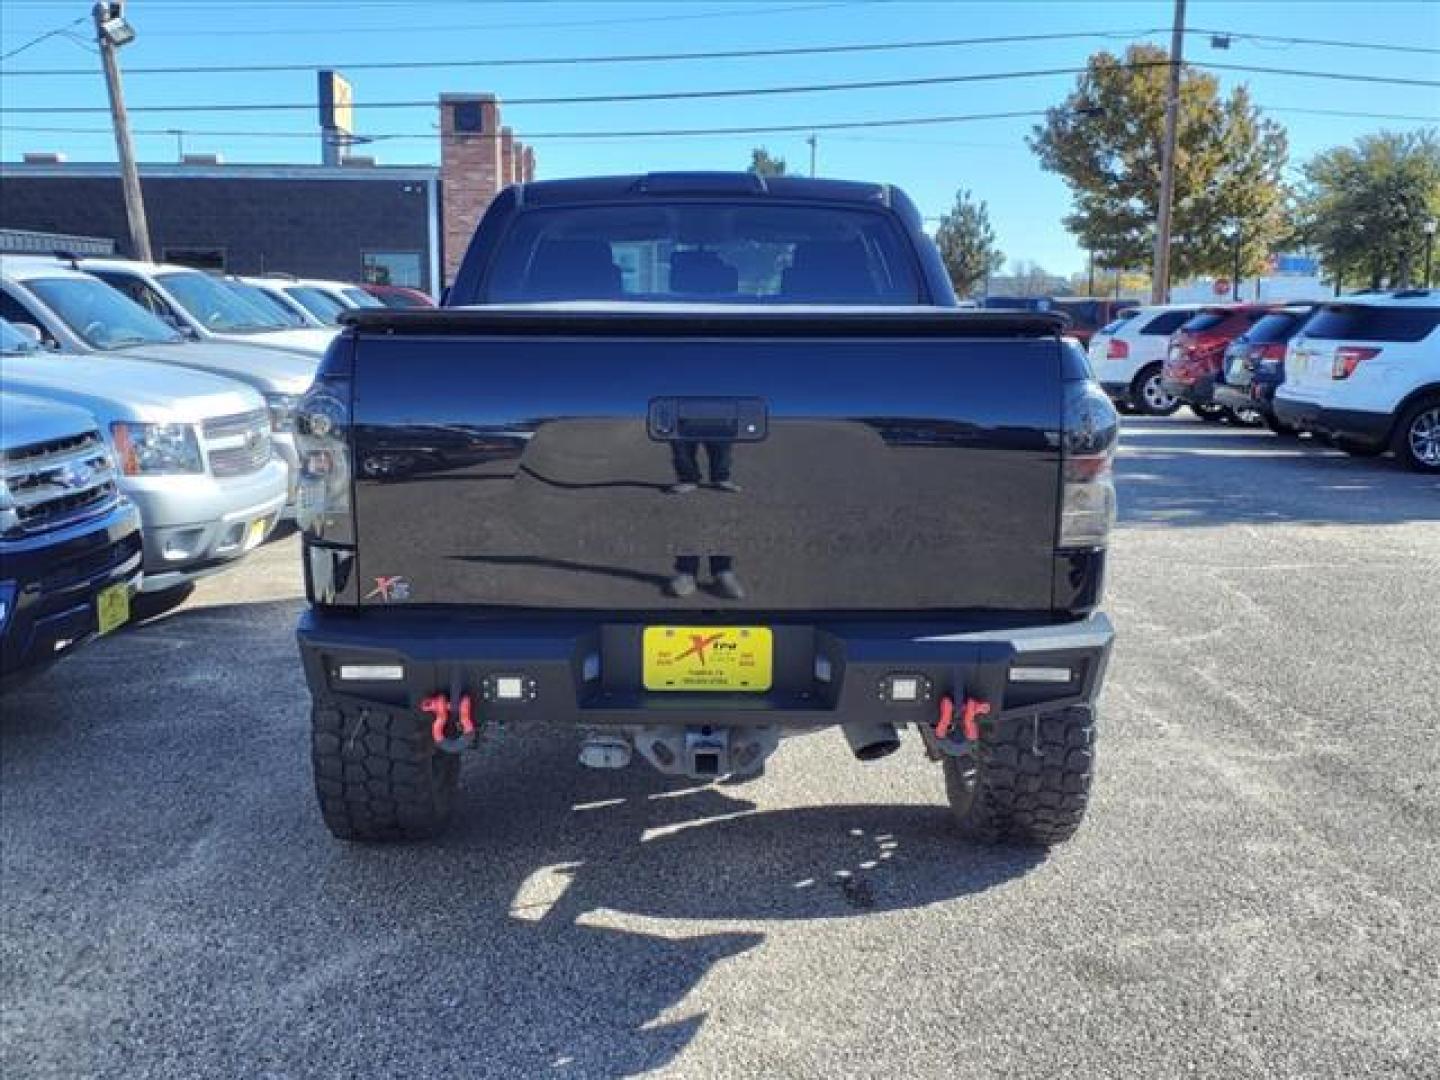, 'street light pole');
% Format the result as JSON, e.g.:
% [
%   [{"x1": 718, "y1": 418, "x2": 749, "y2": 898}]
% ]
[
  {"x1": 94, "y1": 2, "x2": 151, "y2": 262},
  {"x1": 1425, "y1": 219, "x2": 1437, "y2": 287},
  {"x1": 1231, "y1": 221, "x2": 1242, "y2": 302},
  {"x1": 806, "y1": 134, "x2": 817, "y2": 178},
  {"x1": 1151, "y1": 0, "x2": 1186, "y2": 304}
]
